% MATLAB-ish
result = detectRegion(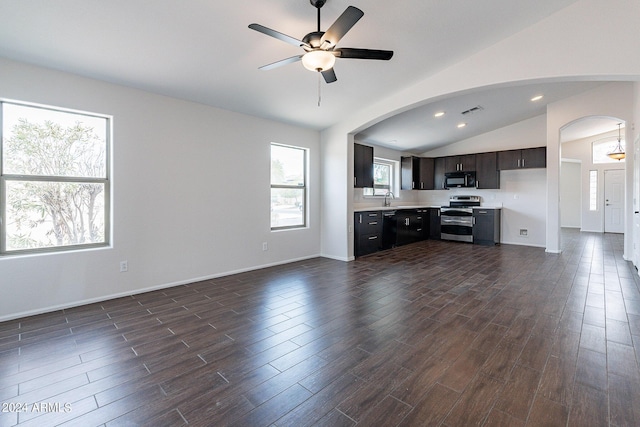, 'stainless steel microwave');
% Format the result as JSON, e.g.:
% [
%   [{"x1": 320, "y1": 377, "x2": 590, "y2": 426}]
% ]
[{"x1": 444, "y1": 171, "x2": 476, "y2": 188}]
